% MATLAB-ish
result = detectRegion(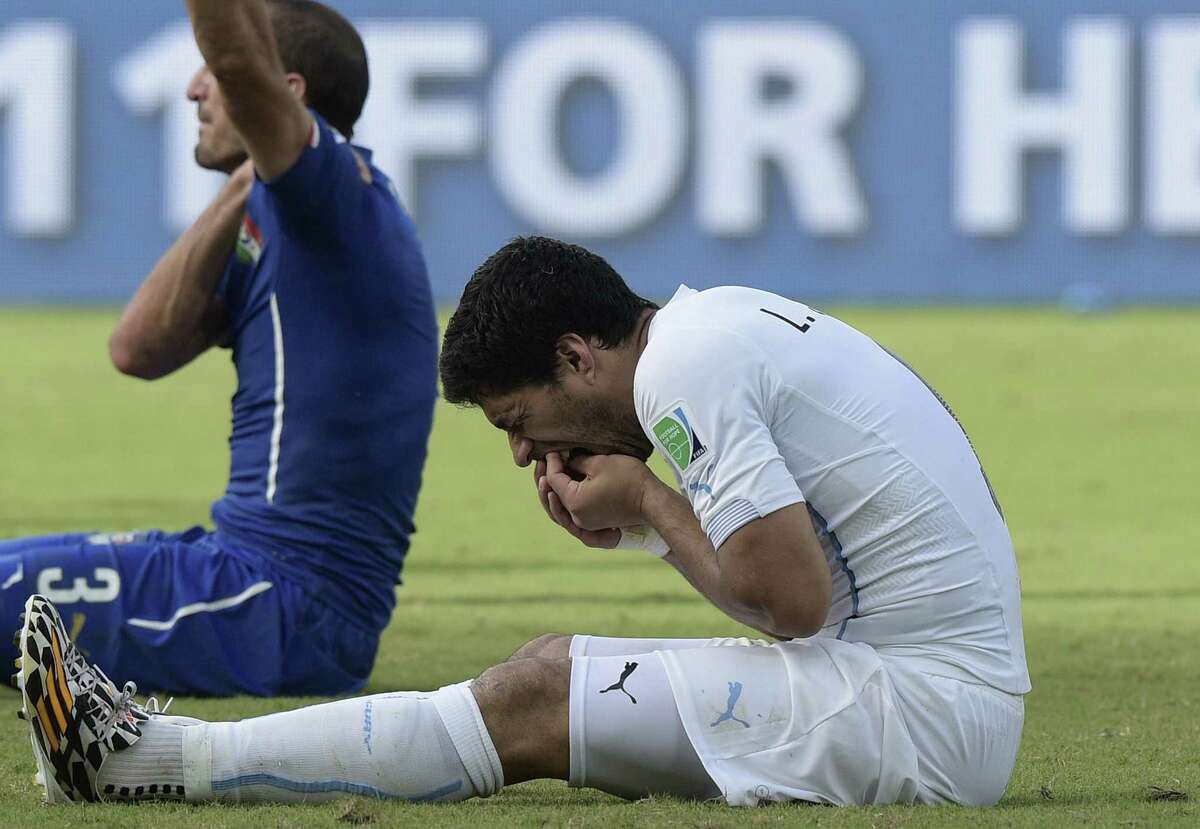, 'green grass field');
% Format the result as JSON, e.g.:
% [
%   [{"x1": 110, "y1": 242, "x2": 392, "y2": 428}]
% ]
[{"x1": 0, "y1": 307, "x2": 1196, "y2": 827}]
